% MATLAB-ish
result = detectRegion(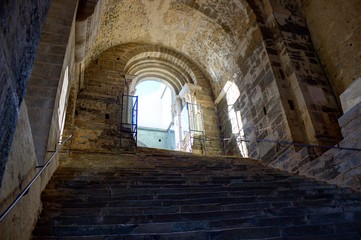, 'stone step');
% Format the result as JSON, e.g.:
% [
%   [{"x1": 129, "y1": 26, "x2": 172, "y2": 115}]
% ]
[
  {"x1": 40, "y1": 193, "x2": 361, "y2": 211},
  {"x1": 50, "y1": 170, "x2": 288, "y2": 177},
  {"x1": 50, "y1": 171, "x2": 279, "y2": 178},
  {"x1": 41, "y1": 199, "x2": 361, "y2": 219},
  {"x1": 59, "y1": 156, "x2": 263, "y2": 166},
  {"x1": 36, "y1": 208, "x2": 266, "y2": 226},
  {"x1": 47, "y1": 176, "x2": 297, "y2": 185},
  {"x1": 44, "y1": 181, "x2": 339, "y2": 194},
  {"x1": 40, "y1": 188, "x2": 352, "y2": 205},
  {"x1": 33, "y1": 225, "x2": 278, "y2": 239},
  {"x1": 40, "y1": 196, "x2": 259, "y2": 208},
  {"x1": 44, "y1": 183, "x2": 344, "y2": 197},
  {"x1": 52, "y1": 167, "x2": 274, "y2": 174},
  {"x1": 35, "y1": 212, "x2": 361, "y2": 237},
  {"x1": 37, "y1": 206, "x2": 361, "y2": 228},
  {"x1": 32, "y1": 151, "x2": 361, "y2": 239},
  {"x1": 56, "y1": 170, "x2": 270, "y2": 176},
  {"x1": 32, "y1": 223, "x2": 361, "y2": 239},
  {"x1": 32, "y1": 233, "x2": 361, "y2": 240}
]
